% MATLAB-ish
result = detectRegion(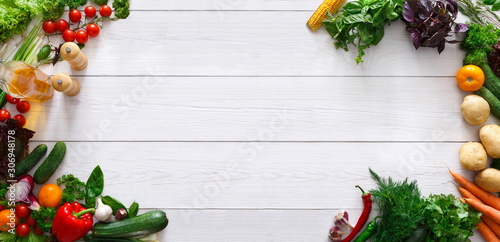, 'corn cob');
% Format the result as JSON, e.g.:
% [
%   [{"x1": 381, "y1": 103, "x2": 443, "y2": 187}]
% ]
[{"x1": 307, "y1": 0, "x2": 346, "y2": 31}]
